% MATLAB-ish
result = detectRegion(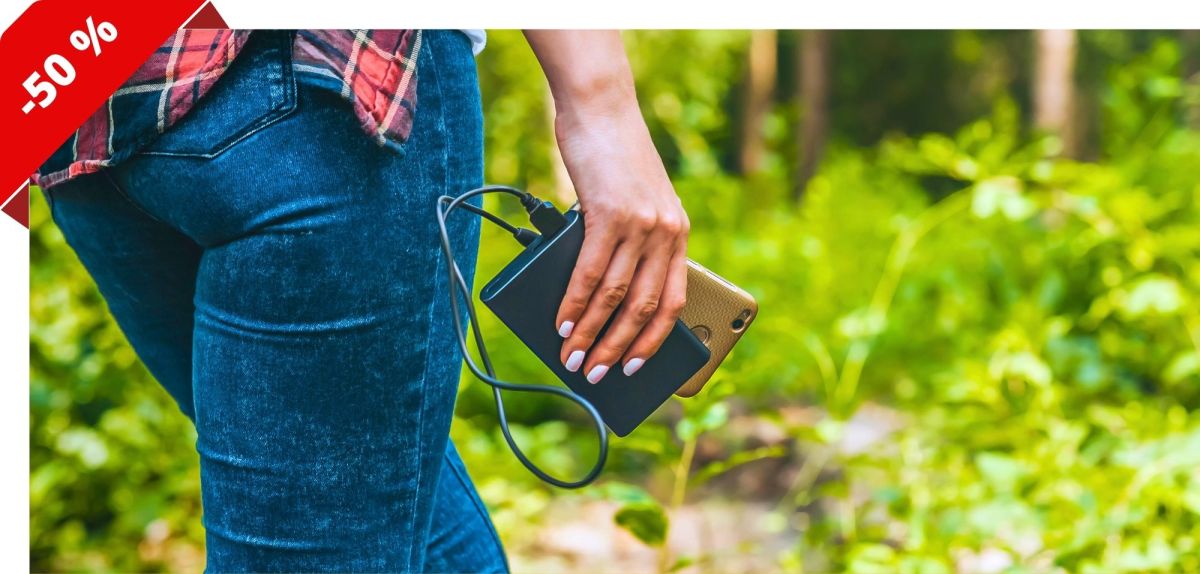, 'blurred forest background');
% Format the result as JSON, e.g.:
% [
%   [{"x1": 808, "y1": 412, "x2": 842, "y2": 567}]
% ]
[{"x1": 31, "y1": 30, "x2": 1200, "y2": 573}]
